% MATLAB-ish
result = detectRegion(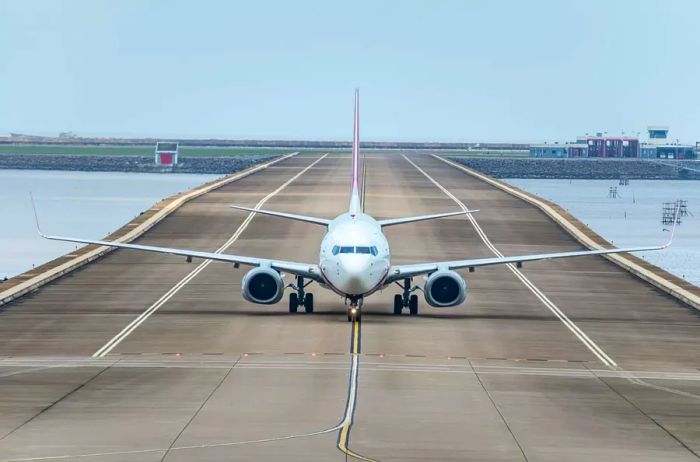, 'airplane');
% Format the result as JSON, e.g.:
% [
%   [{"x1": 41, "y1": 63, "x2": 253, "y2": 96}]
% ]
[{"x1": 33, "y1": 90, "x2": 676, "y2": 322}]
